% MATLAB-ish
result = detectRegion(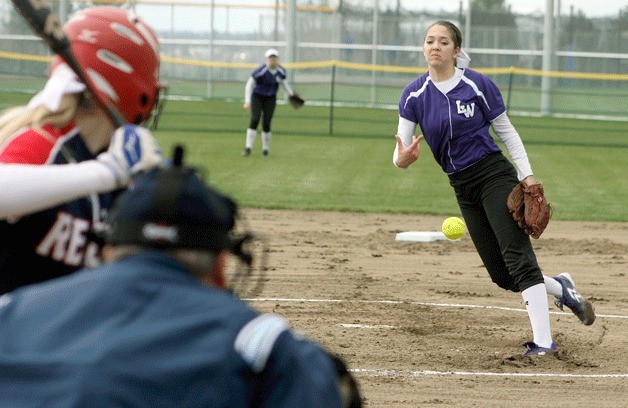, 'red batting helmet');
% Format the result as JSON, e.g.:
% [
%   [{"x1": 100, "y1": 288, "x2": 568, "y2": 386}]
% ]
[{"x1": 51, "y1": 7, "x2": 162, "y2": 125}]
